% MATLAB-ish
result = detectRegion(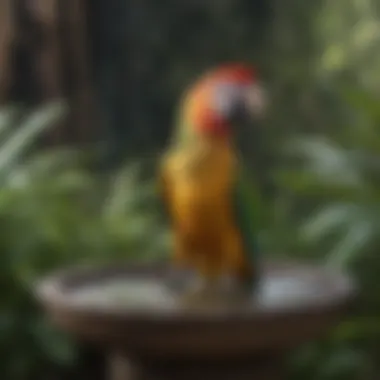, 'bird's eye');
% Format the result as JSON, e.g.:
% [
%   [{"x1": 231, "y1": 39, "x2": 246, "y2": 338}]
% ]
[{"x1": 213, "y1": 83, "x2": 242, "y2": 117}]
